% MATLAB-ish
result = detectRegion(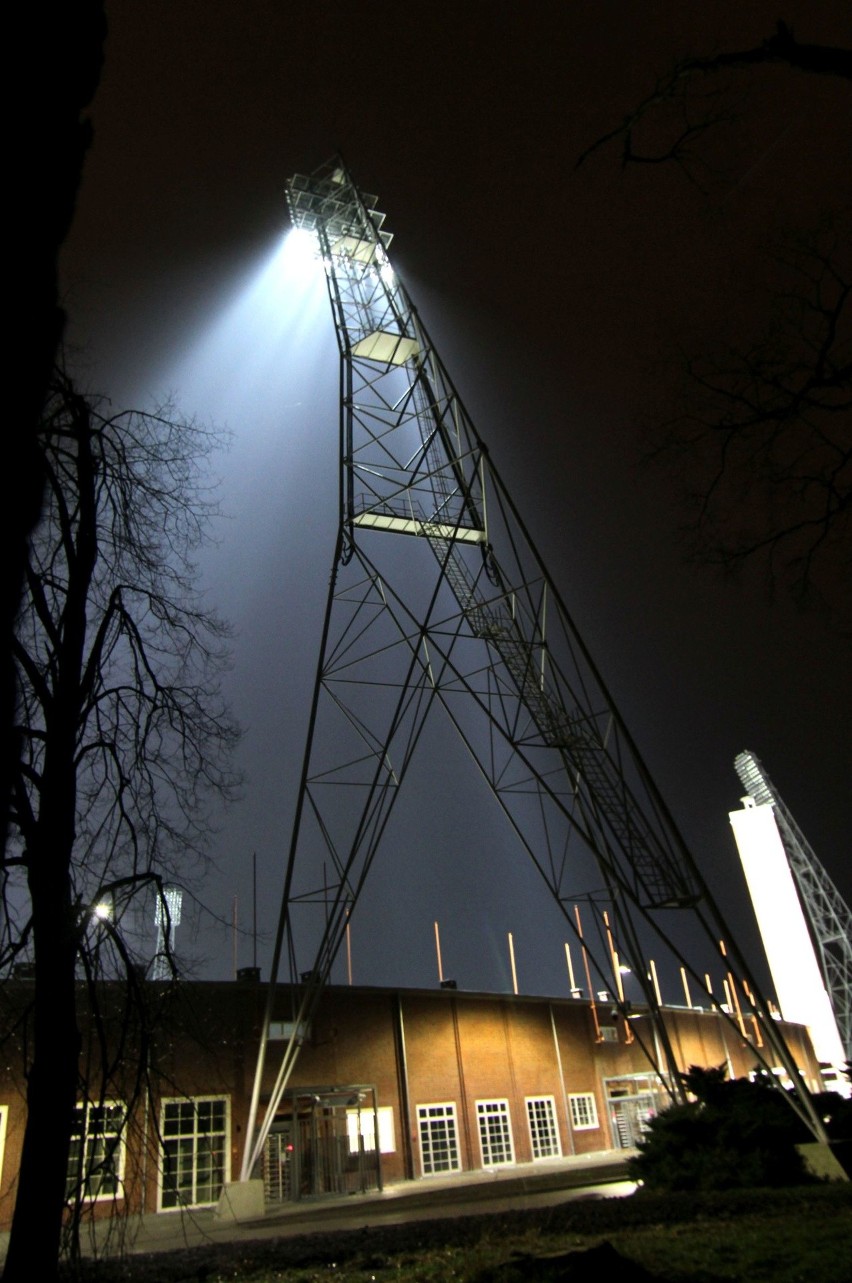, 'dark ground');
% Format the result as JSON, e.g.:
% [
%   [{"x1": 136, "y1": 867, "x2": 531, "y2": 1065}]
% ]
[{"x1": 65, "y1": 1184, "x2": 852, "y2": 1283}]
